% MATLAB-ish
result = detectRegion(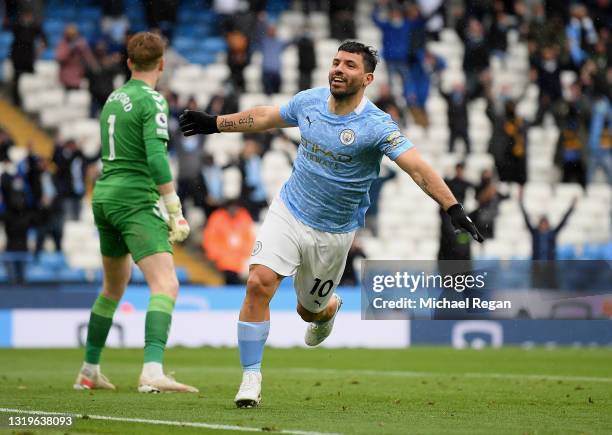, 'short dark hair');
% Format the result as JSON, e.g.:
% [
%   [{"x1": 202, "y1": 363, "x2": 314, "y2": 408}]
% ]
[{"x1": 337, "y1": 41, "x2": 378, "y2": 73}]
